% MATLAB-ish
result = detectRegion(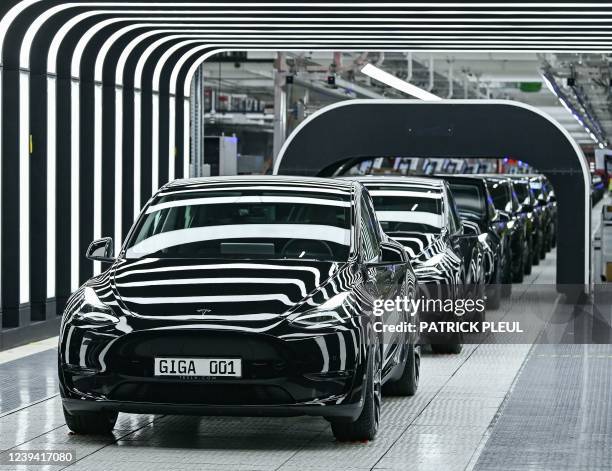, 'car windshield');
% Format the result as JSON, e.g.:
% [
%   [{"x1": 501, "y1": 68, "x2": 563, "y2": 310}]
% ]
[
  {"x1": 366, "y1": 185, "x2": 443, "y2": 234},
  {"x1": 124, "y1": 189, "x2": 352, "y2": 262},
  {"x1": 488, "y1": 181, "x2": 513, "y2": 212},
  {"x1": 448, "y1": 183, "x2": 485, "y2": 220}
]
